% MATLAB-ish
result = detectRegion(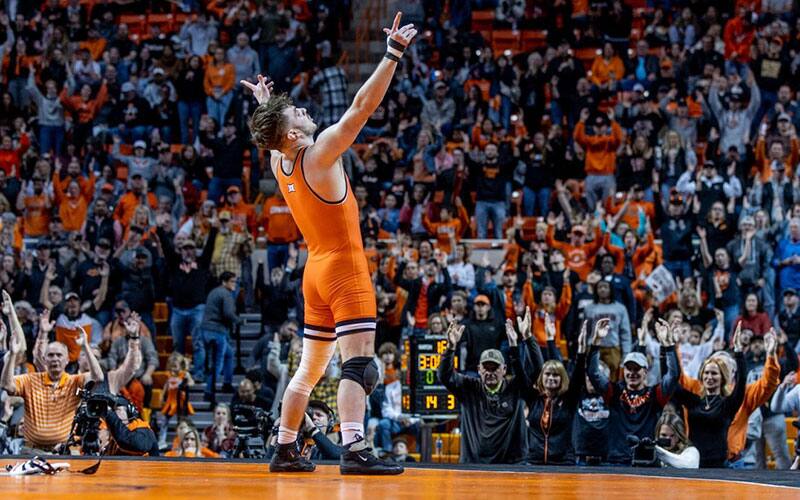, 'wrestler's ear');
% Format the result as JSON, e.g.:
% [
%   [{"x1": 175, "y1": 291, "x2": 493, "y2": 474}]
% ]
[{"x1": 286, "y1": 128, "x2": 299, "y2": 143}]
